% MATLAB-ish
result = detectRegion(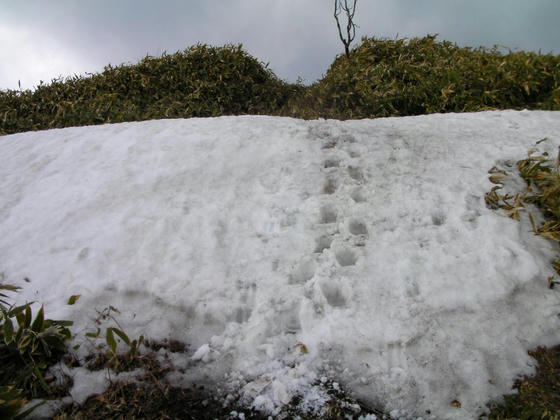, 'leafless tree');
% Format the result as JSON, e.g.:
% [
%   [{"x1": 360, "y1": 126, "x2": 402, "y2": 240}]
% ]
[{"x1": 334, "y1": 0, "x2": 358, "y2": 58}]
